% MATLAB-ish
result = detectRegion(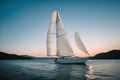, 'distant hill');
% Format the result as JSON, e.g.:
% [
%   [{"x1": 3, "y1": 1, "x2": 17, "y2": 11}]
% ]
[
  {"x1": 1, "y1": 50, "x2": 120, "y2": 60},
  {"x1": 91, "y1": 50, "x2": 120, "y2": 59},
  {"x1": 0, "y1": 52, "x2": 32, "y2": 60},
  {"x1": 20, "y1": 55, "x2": 56, "y2": 59},
  {"x1": 21, "y1": 55, "x2": 38, "y2": 59}
]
